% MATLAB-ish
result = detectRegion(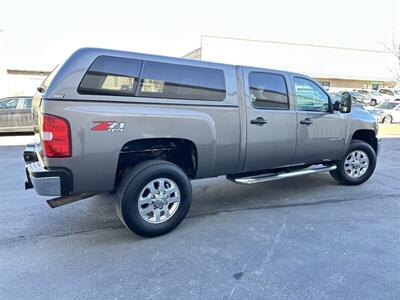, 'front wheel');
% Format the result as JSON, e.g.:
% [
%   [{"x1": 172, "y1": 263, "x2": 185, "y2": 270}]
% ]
[
  {"x1": 382, "y1": 115, "x2": 392, "y2": 124},
  {"x1": 330, "y1": 140, "x2": 376, "y2": 185},
  {"x1": 370, "y1": 99, "x2": 377, "y2": 106},
  {"x1": 115, "y1": 160, "x2": 192, "y2": 237}
]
